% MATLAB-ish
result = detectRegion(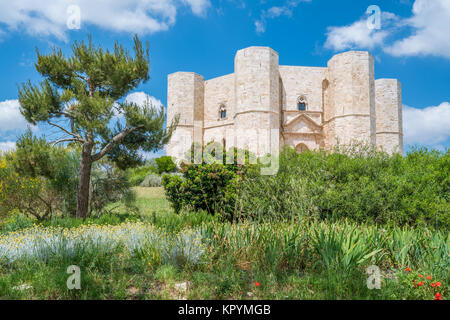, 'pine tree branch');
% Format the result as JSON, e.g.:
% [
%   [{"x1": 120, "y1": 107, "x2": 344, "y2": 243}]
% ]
[
  {"x1": 91, "y1": 125, "x2": 144, "y2": 162},
  {"x1": 51, "y1": 138, "x2": 83, "y2": 146},
  {"x1": 48, "y1": 121, "x2": 84, "y2": 141}
]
